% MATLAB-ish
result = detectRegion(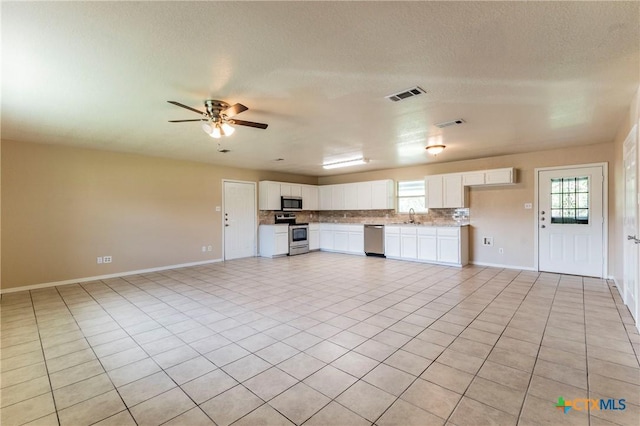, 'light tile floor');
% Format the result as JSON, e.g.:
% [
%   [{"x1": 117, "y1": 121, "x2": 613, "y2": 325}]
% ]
[{"x1": 1, "y1": 252, "x2": 639, "y2": 426}]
